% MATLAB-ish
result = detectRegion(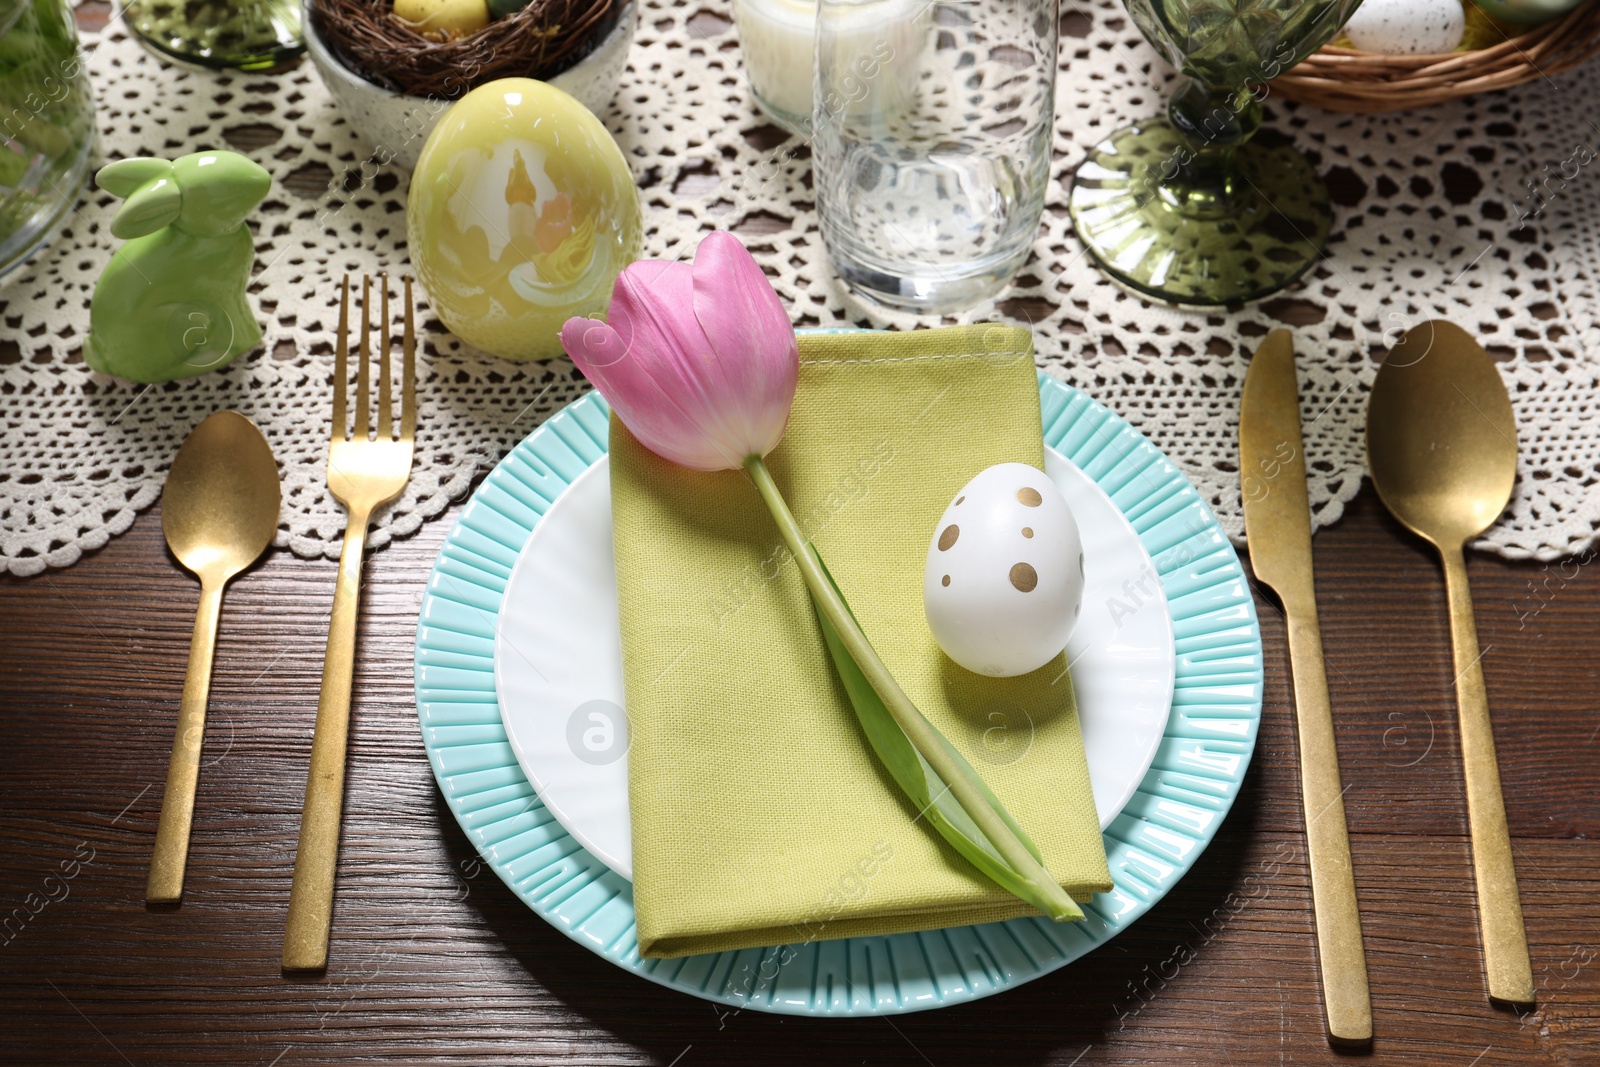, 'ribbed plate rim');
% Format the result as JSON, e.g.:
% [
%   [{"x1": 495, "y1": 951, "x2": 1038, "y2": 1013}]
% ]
[{"x1": 413, "y1": 372, "x2": 1263, "y2": 1017}]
